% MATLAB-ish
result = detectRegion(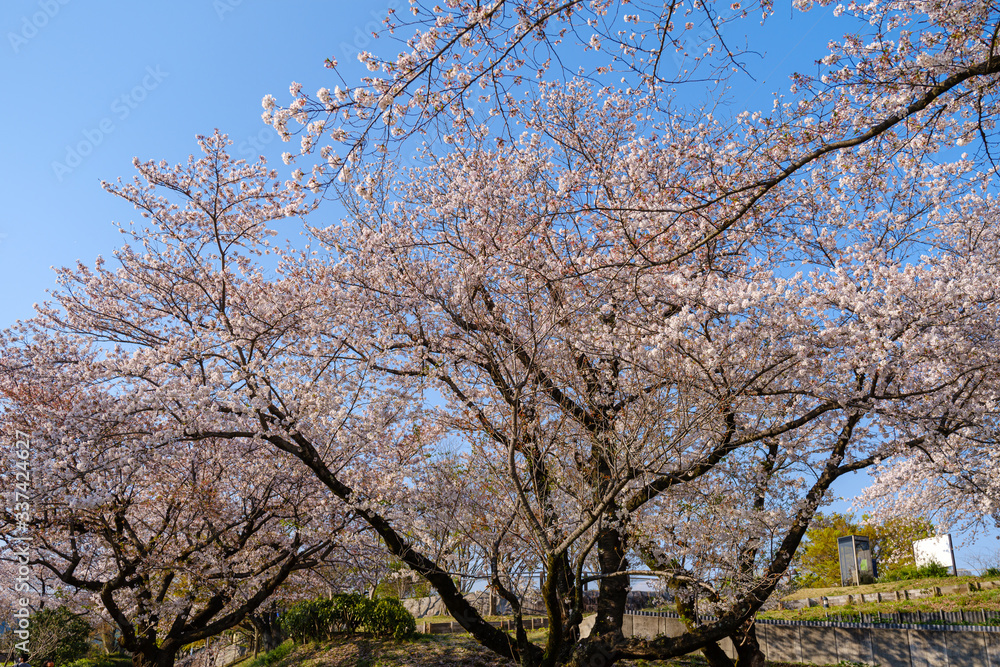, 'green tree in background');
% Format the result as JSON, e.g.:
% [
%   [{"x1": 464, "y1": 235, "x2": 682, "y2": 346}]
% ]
[
  {"x1": 793, "y1": 514, "x2": 934, "y2": 588},
  {"x1": 872, "y1": 516, "x2": 938, "y2": 574},
  {"x1": 30, "y1": 606, "x2": 92, "y2": 665},
  {"x1": 373, "y1": 559, "x2": 432, "y2": 600}
]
